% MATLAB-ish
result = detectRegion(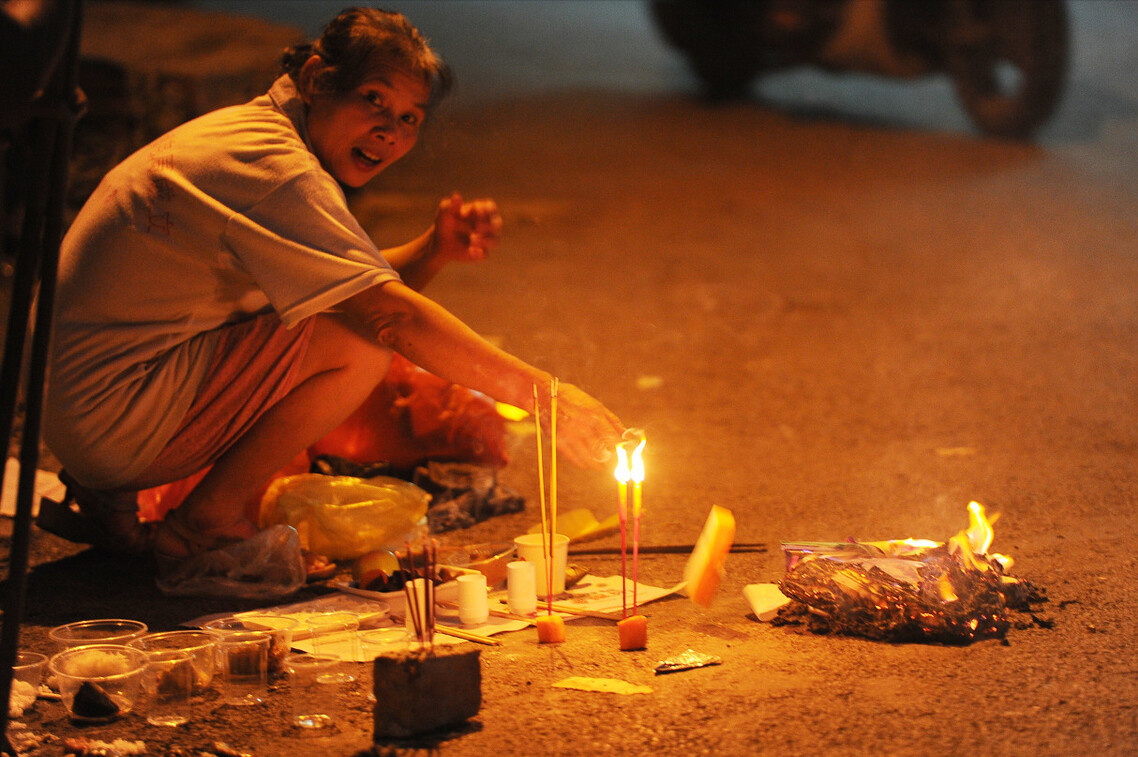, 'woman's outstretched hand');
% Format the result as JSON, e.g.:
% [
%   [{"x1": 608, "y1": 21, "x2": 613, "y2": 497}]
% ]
[
  {"x1": 433, "y1": 192, "x2": 502, "y2": 263},
  {"x1": 545, "y1": 382, "x2": 626, "y2": 470}
]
